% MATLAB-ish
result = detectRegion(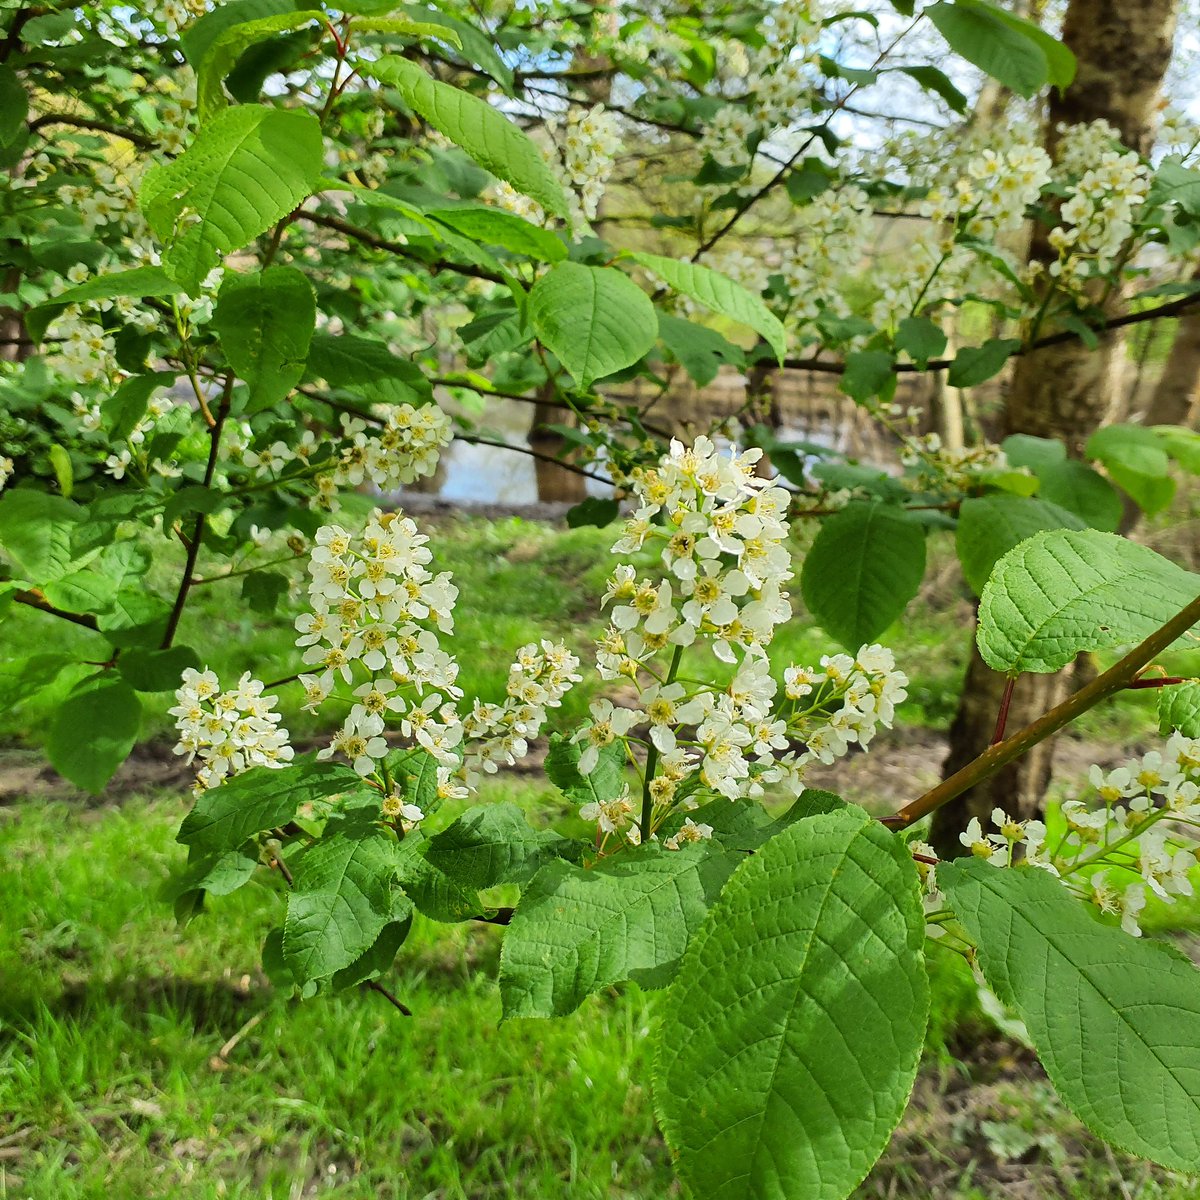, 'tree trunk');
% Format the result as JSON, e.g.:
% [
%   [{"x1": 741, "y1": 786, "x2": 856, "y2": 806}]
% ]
[
  {"x1": 1141, "y1": 263, "x2": 1200, "y2": 429},
  {"x1": 930, "y1": 0, "x2": 1179, "y2": 855}
]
